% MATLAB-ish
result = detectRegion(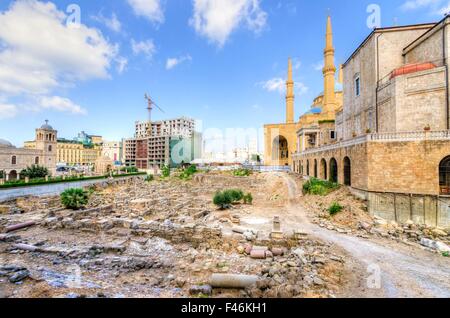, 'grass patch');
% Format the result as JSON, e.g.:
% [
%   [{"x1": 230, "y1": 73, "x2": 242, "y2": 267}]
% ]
[
  {"x1": 232, "y1": 168, "x2": 252, "y2": 177},
  {"x1": 303, "y1": 178, "x2": 339, "y2": 196},
  {"x1": 328, "y1": 202, "x2": 344, "y2": 216}
]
